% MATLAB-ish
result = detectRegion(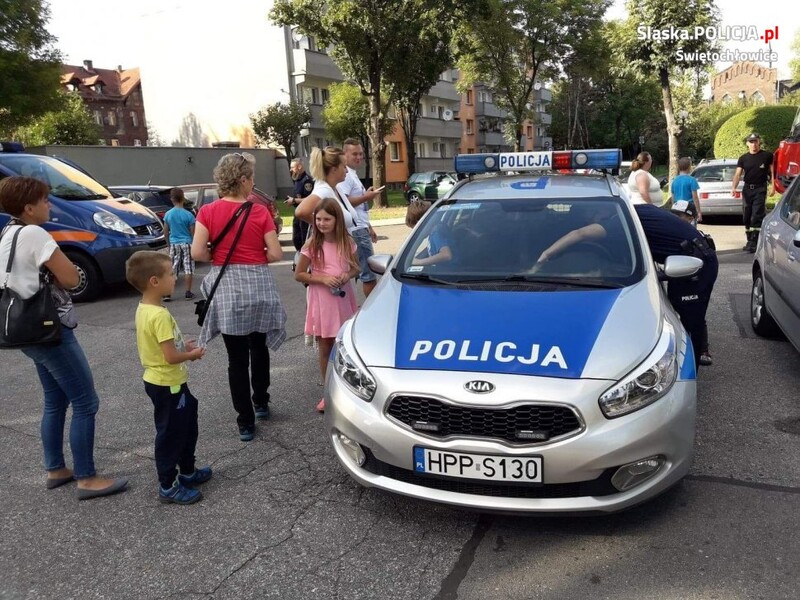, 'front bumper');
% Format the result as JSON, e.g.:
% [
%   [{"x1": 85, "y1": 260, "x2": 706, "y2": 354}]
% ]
[
  {"x1": 94, "y1": 237, "x2": 167, "y2": 283},
  {"x1": 325, "y1": 367, "x2": 696, "y2": 514}
]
